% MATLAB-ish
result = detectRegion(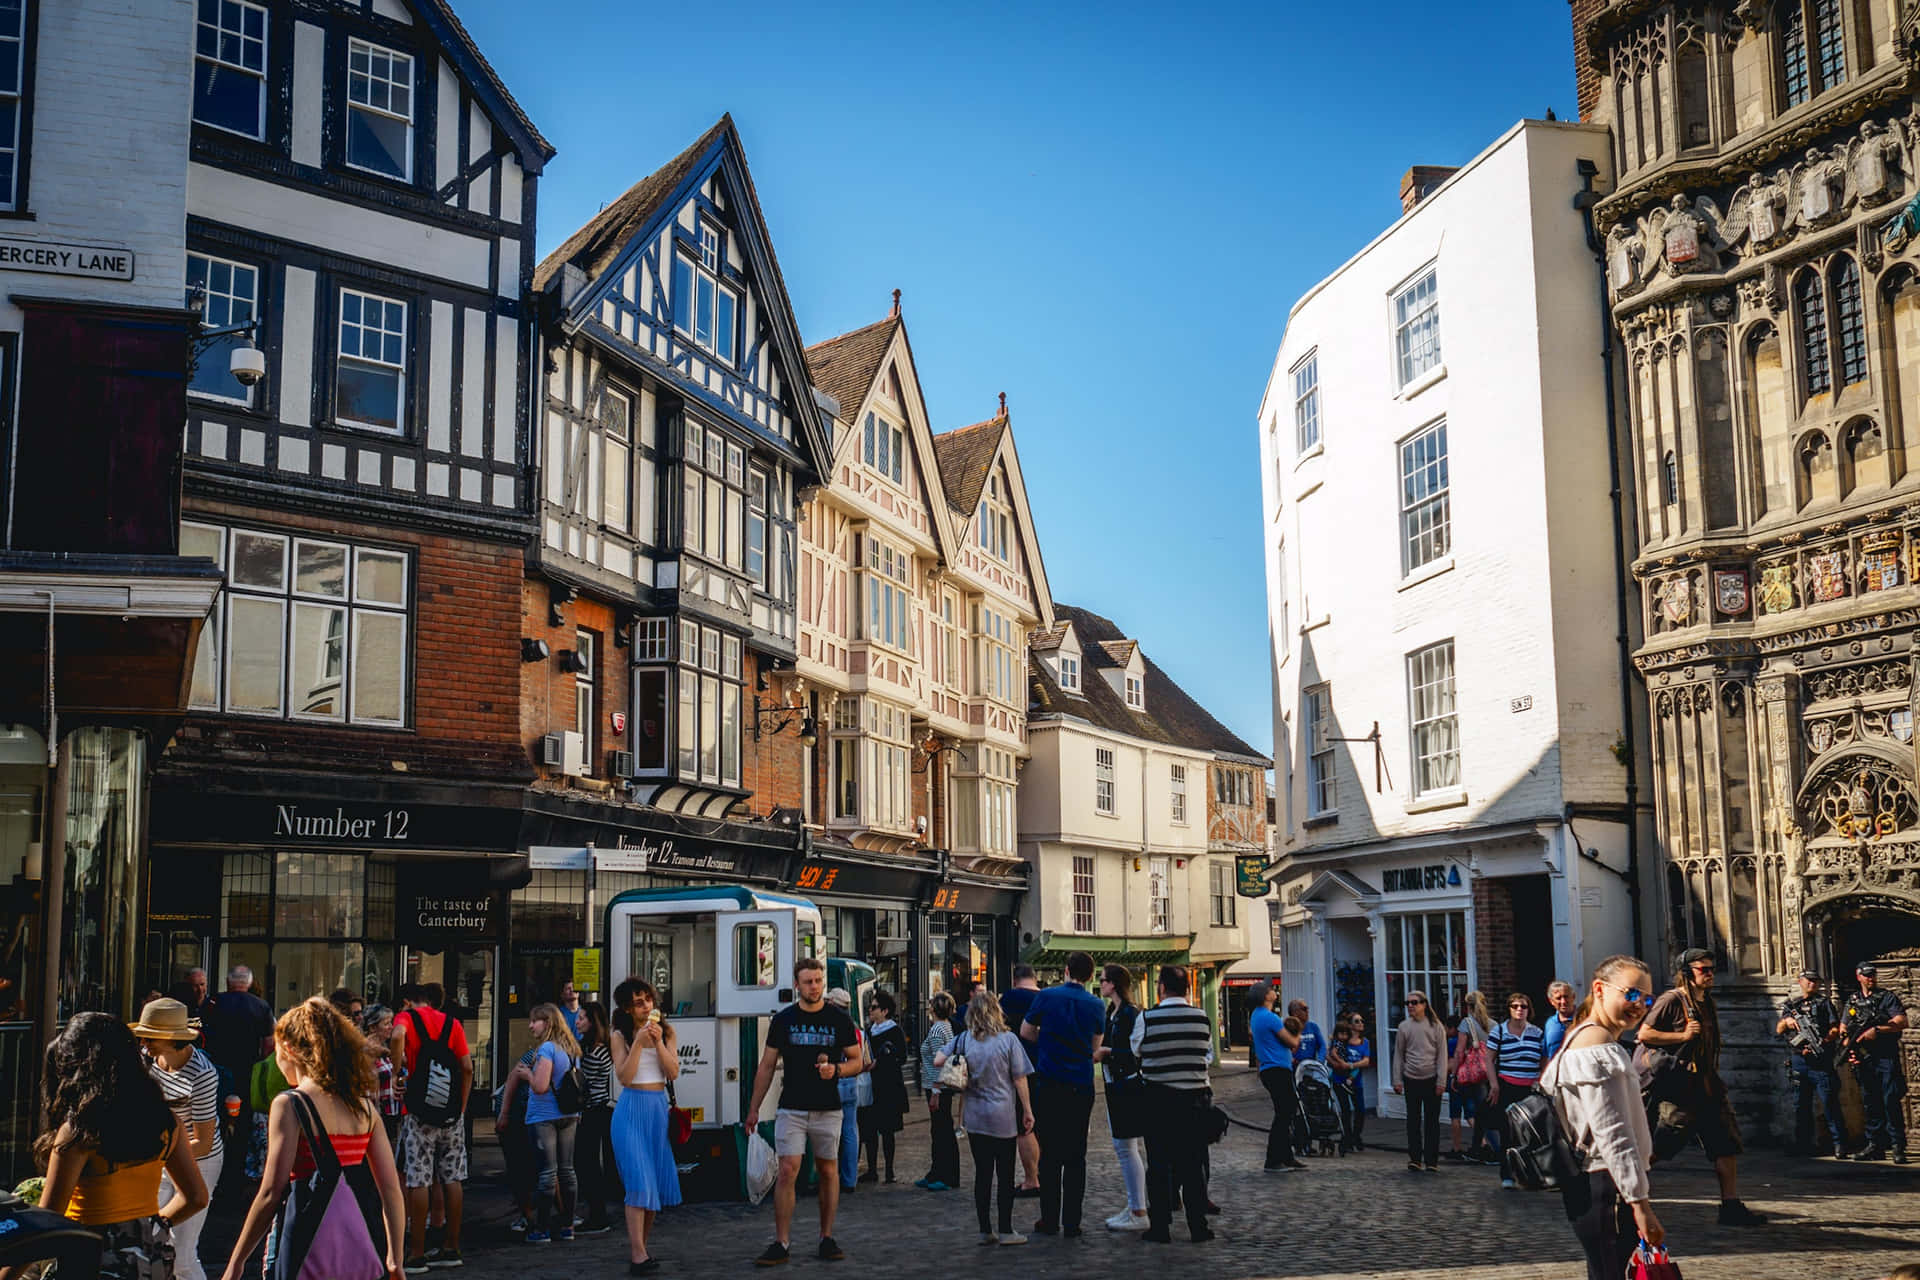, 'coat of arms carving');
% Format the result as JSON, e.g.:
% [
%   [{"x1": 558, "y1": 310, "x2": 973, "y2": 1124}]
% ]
[
  {"x1": 1809, "y1": 550, "x2": 1847, "y2": 602},
  {"x1": 1759, "y1": 563, "x2": 1797, "y2": 614},
  {"x1": 1659, "y1": 577, "x2": 1693, "y2": 626},
  {"x1": 1713, "y1": 568, "x2": 1749, "y2": 616},
  {"x1": 1810, "y1": 720, "x2": 1835, "y2": 754},
  {"x1": 1864, "y1": 546, "x2": 1903, "y2": 593}
]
